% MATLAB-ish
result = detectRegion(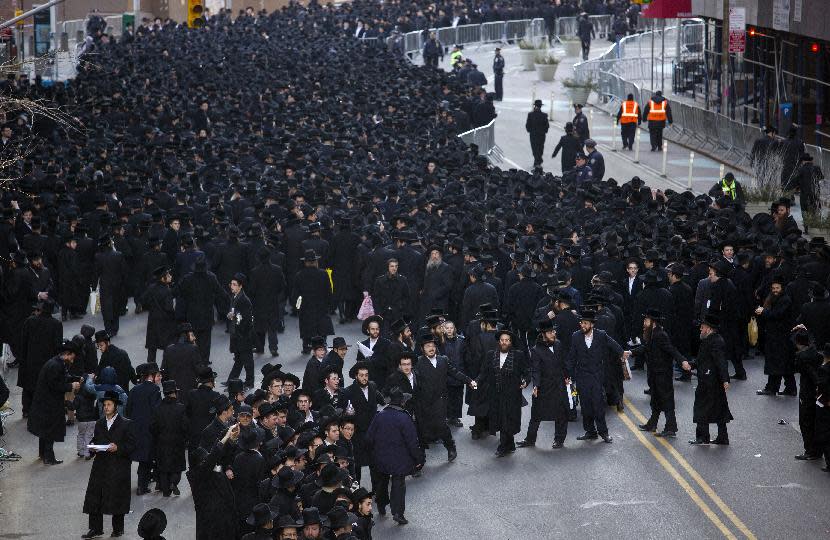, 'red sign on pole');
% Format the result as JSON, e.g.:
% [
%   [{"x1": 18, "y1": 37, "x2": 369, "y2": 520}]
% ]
[{"x1": 728, "y1": 7, "x2": 746, "y2": 53}]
